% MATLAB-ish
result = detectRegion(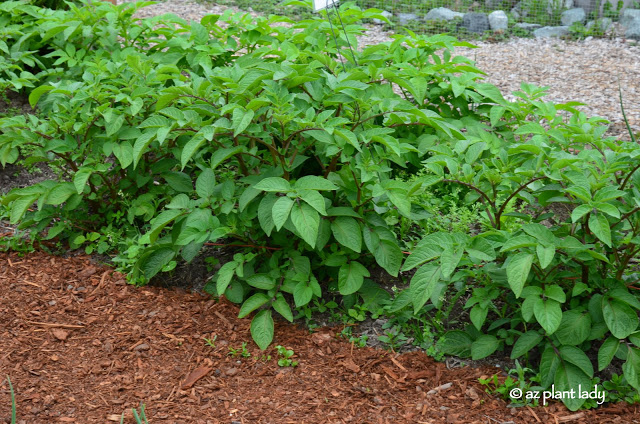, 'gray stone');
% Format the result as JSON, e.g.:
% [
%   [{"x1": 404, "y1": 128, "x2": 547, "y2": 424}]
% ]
[
  {"x1": 621, "y1": 9, "x2": 640, "y2": 27},
  {"x1": 372, "y1": 10, "x2": 393, "y2": 25},
  {"x1": 626, "y1": 17, "x2": 640, "y2": 39},
  {"x1": 533, "y1": 25, "x2": 571, "y2": 37},
  {"x1": 485, "y1": 0, "x2": 504, "y2": 10},
  {"x1": 462, "y1": 12, "x2": 490, "y2": 33},
  {"x1": 574, "y1": 0, "x2": 627, "y2": 17},
  {"x1": 511, "y1": 2, "x2": 523, "y2": 19},
  {"x1": 425, "y1": 7, "x2": 464, "y2": 21},
  {"x1": 586, "y1": 17, "x2": 613, "y2": 31},
  {"x1": 488, "y1": 10, "x2": 508, "y2": 30},
  {"x1": 561, "y1": 8, "x2": 586, "y2": 25},
  {"x1": 397, "y1": 12, "x2": 420, "y2": 25},
  {"x1": 515, "y1": 22, "x2": 542, "y2": 30}
]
